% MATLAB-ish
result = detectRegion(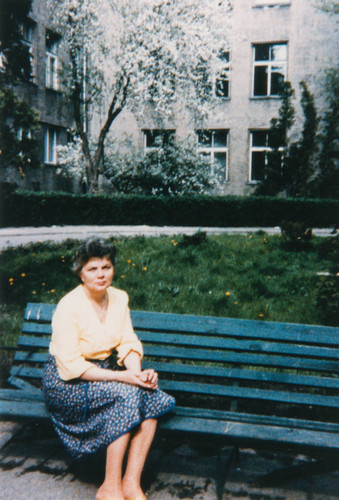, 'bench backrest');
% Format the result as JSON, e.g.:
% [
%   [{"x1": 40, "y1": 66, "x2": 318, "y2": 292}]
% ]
[{"x1": 12, "y1": 302, "x2": 339, "y2": 425}]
